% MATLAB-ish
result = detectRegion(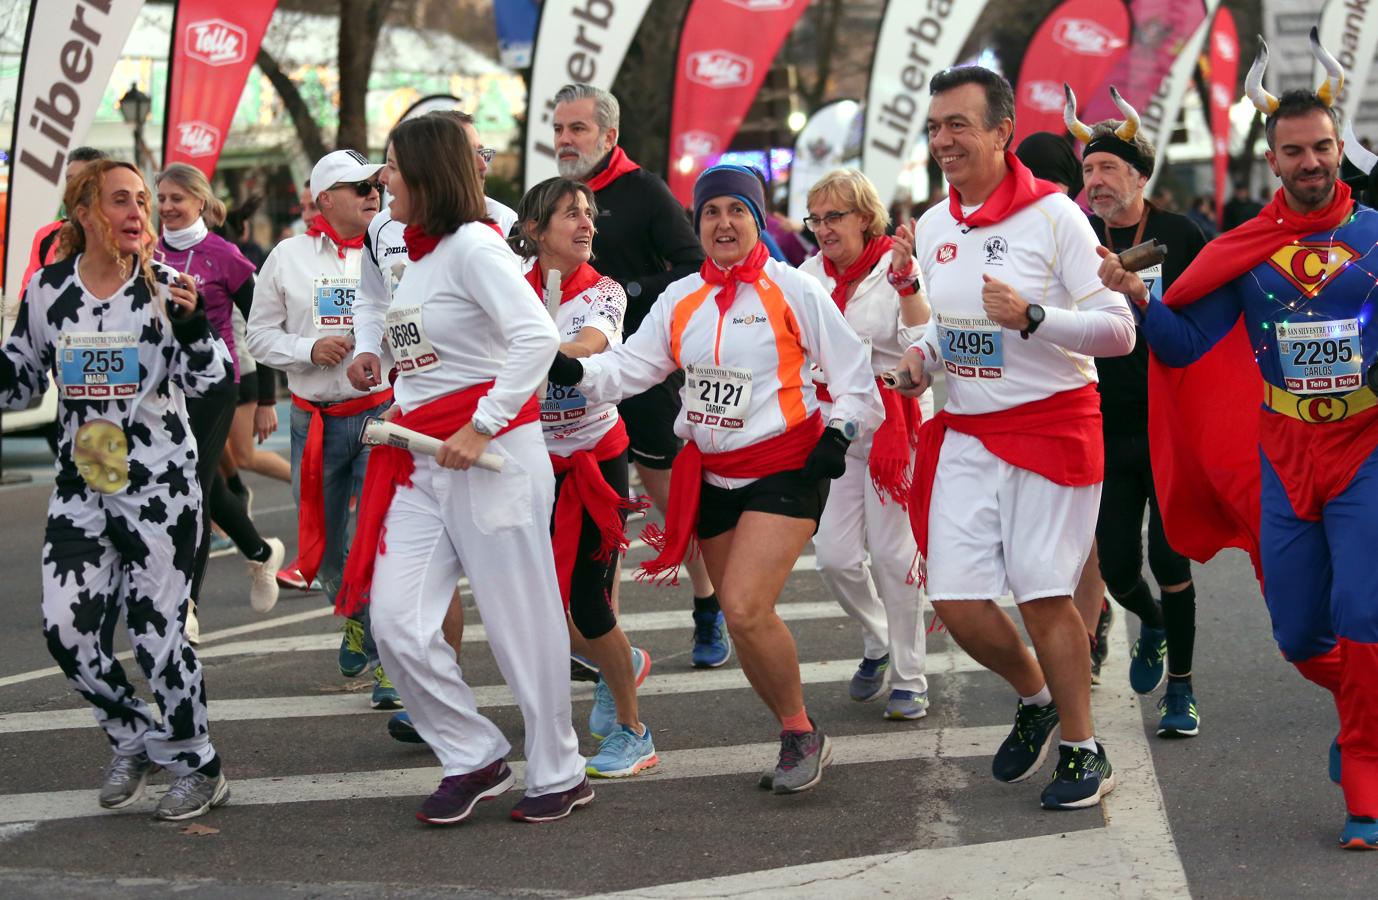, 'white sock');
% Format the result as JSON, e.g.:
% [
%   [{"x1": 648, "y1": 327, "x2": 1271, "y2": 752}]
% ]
[
  {"x1": 1061, "y1": 737, "x2": 1098, "y2": 753},
  {"x1": 1019, "y1": 685, "x2": 1052, "y2": 707}
]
